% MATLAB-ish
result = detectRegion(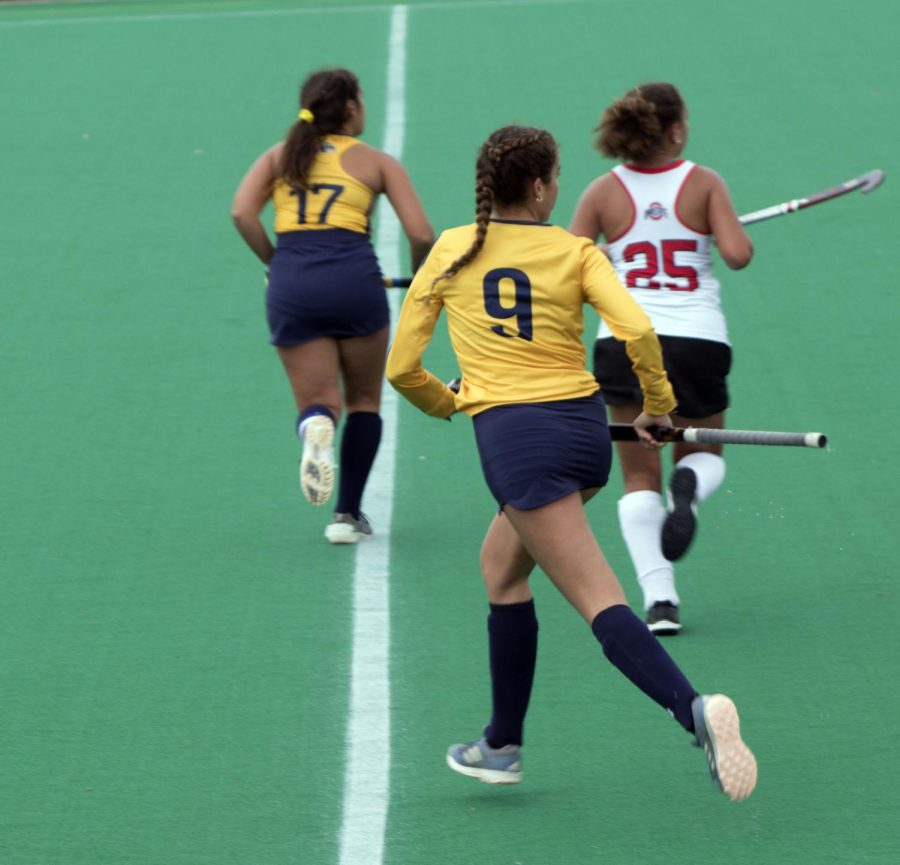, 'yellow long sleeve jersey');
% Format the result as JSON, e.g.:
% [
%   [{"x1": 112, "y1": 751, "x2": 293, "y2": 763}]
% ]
[{"x1": 386, "y1": 220, "x2": 676, "y2": 419}]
